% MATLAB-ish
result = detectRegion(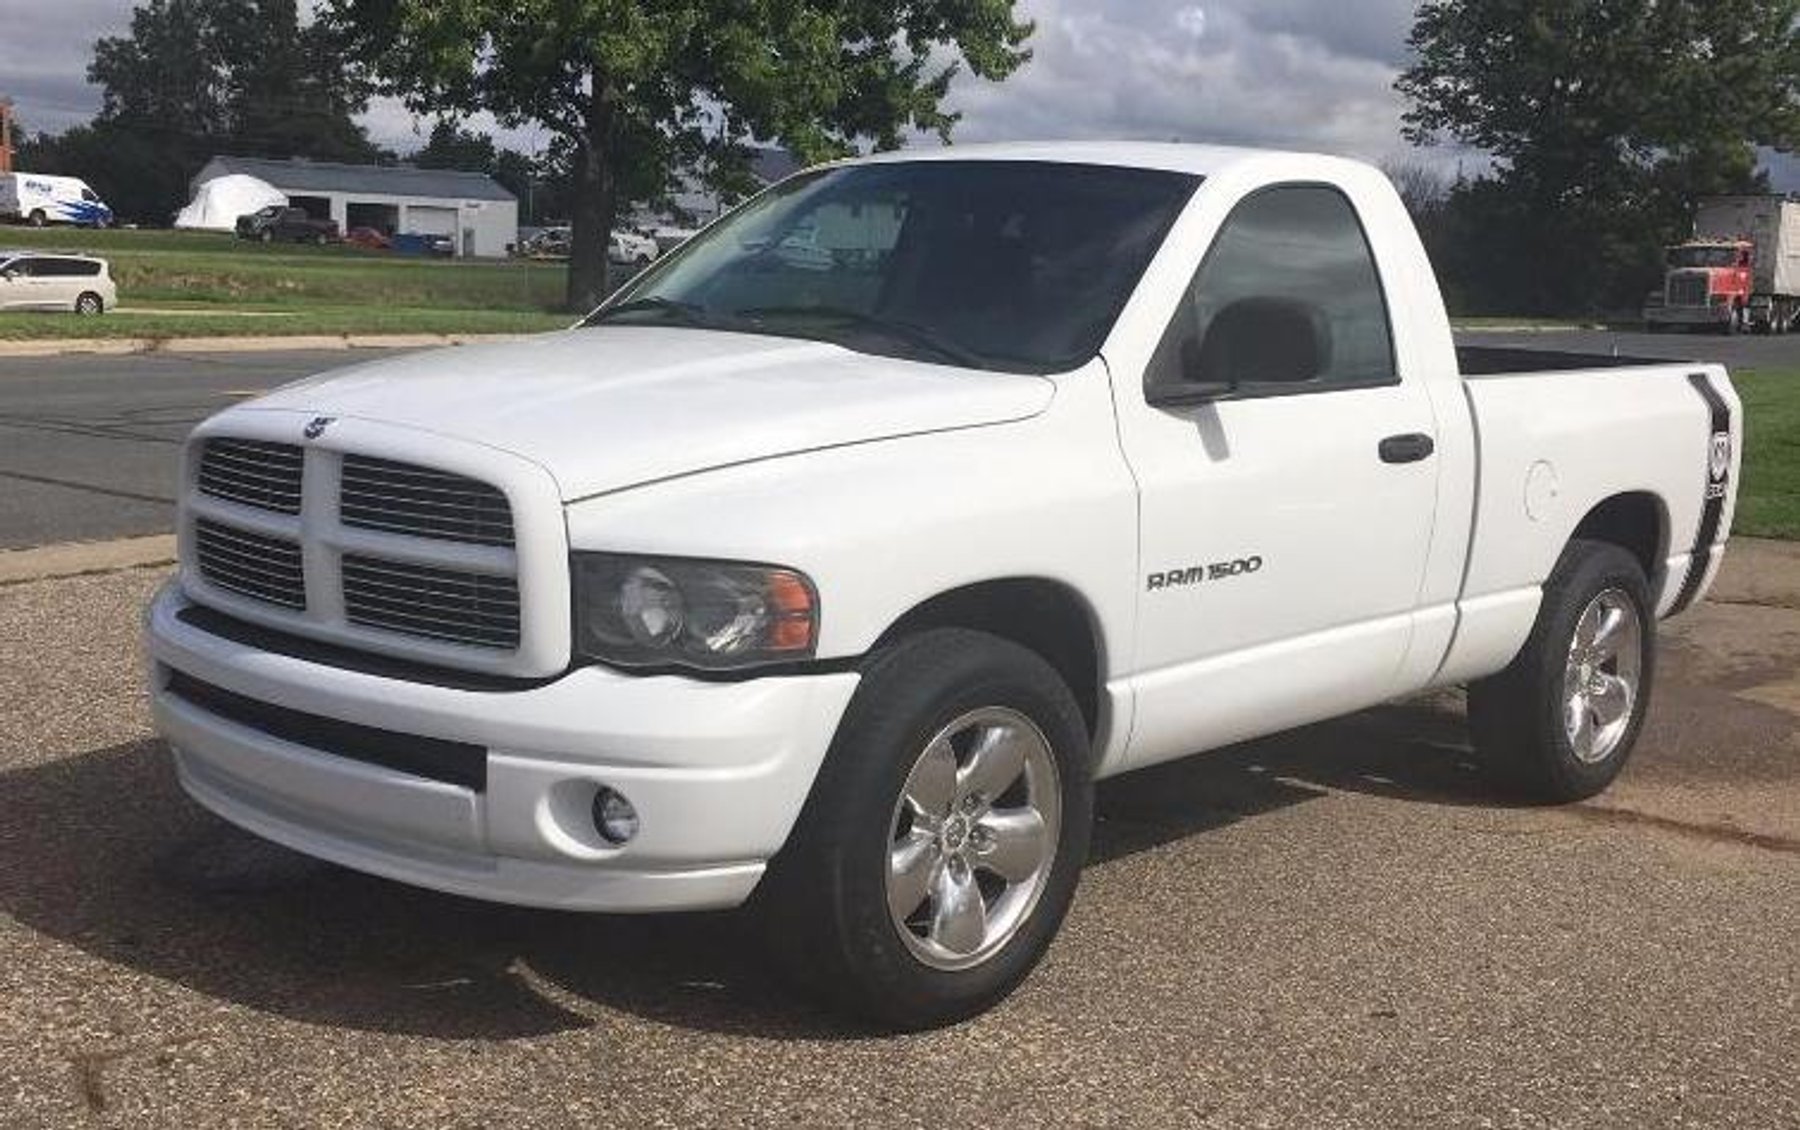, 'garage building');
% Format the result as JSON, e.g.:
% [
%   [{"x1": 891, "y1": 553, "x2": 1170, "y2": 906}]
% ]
[{"x1": 190, "y1": 156, "x2": 518, "y2": 258}]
